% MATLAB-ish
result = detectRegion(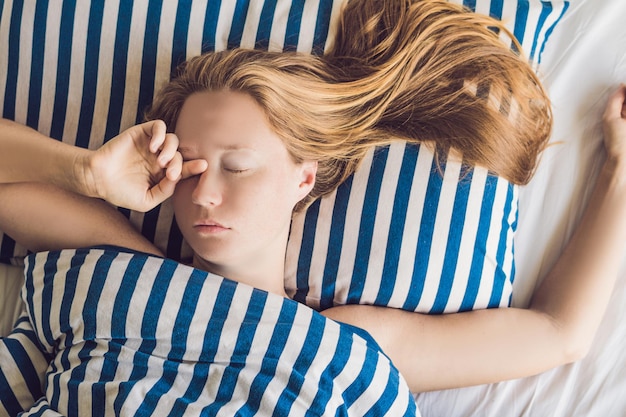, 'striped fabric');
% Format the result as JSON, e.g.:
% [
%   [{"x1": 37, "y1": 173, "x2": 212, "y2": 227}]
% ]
[
  {"x1": 0, "y1": 0, "x2": 569, "y2": 314},
  {"x1": 0, "y1": 310, "x2": 51, "y2": 416},
  {"x1": 285, "y1": 143, "x2": 519, "y2": 313},
  {"x1": 0, "y1": 247, "x2": 418, "y2": 416}
]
